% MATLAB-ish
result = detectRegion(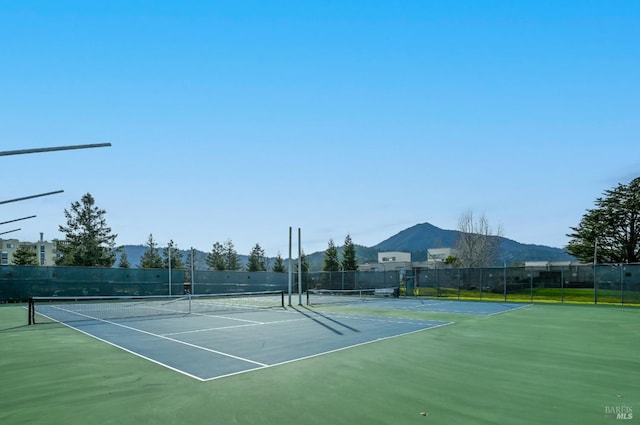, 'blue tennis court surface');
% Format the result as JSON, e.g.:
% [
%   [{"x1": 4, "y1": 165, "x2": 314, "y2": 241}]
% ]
[
  {"x1": 57, "y1": 307, "x2": 451, "y2": 381},
  {"x1": 320, "y1": 298, "x2": 532, "y2": 315}
]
